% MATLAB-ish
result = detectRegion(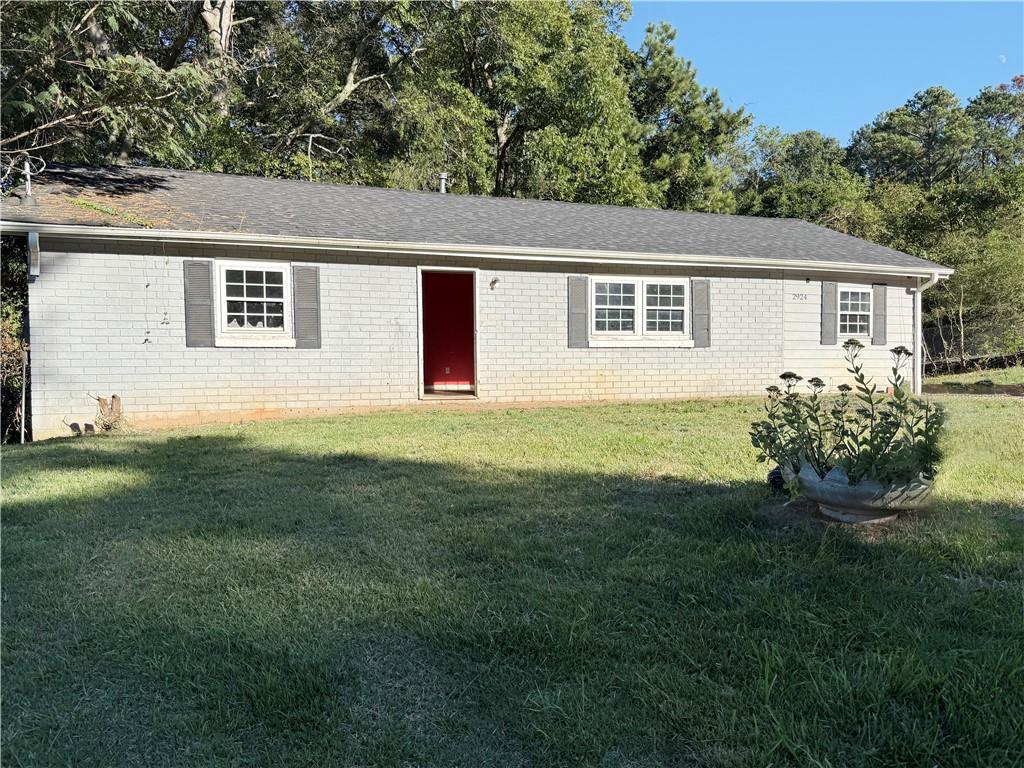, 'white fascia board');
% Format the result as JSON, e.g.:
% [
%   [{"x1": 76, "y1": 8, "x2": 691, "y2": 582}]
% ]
[{"x1": 0, "y1": 221, "x2": 955, "y2": 279}]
